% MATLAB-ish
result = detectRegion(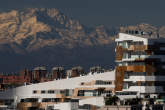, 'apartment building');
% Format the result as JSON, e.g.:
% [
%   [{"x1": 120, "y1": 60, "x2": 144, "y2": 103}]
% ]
[
  {"x1": 51, "y1": 67, "x2": 65, "y2": 80},
  {"x1": 115, "y1": 30, "x2": 165, "y2": 99},
  {"x1": 0, "y1": 70, "x2": 115, "y2": 110},
  {"x1": 0, "y1": 67, "x2": 49, "y2": 90},
  {"x1": 0, "y1": 69, "x2": 32, "y2": 91},
  {"x1": 0, "y1": 31, "x2": 165, "y2": 109}
]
